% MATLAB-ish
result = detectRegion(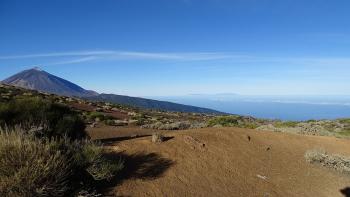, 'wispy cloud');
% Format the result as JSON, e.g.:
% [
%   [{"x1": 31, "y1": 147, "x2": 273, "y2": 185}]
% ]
[
  {"x1": 0, "y1": 51, "x2": 114, "y2": 60},
  {"x1": 0, "y1": 50, "x2": 236, "y2": 61},
  {"x1": 1, "y1": 50, "x2": 350, "y2": 67},
  {"x1": 46, "y1": 56, "x2": 98, "y2": 65}
]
